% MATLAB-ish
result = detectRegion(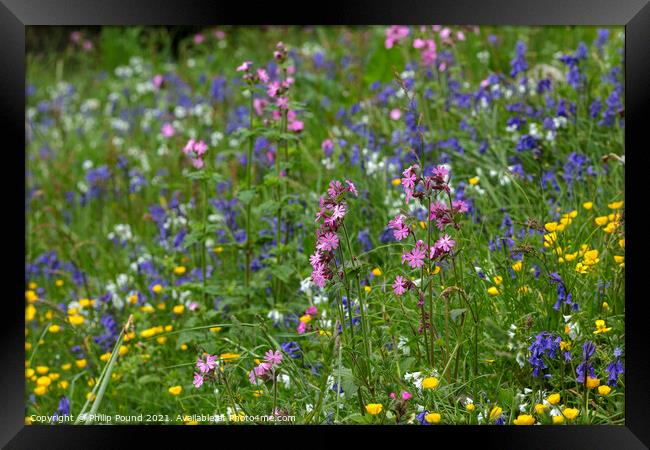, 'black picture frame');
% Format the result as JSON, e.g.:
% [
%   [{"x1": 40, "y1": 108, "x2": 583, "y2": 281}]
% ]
[{"x1": 3, "y1": 0, "x2": 649, "y2": 448}]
